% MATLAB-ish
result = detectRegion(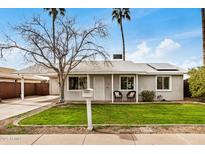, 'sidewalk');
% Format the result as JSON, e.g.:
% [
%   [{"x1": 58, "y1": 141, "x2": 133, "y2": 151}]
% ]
[{"x1": 0, "y1": 134, "x2": 205, "y2": 145}]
